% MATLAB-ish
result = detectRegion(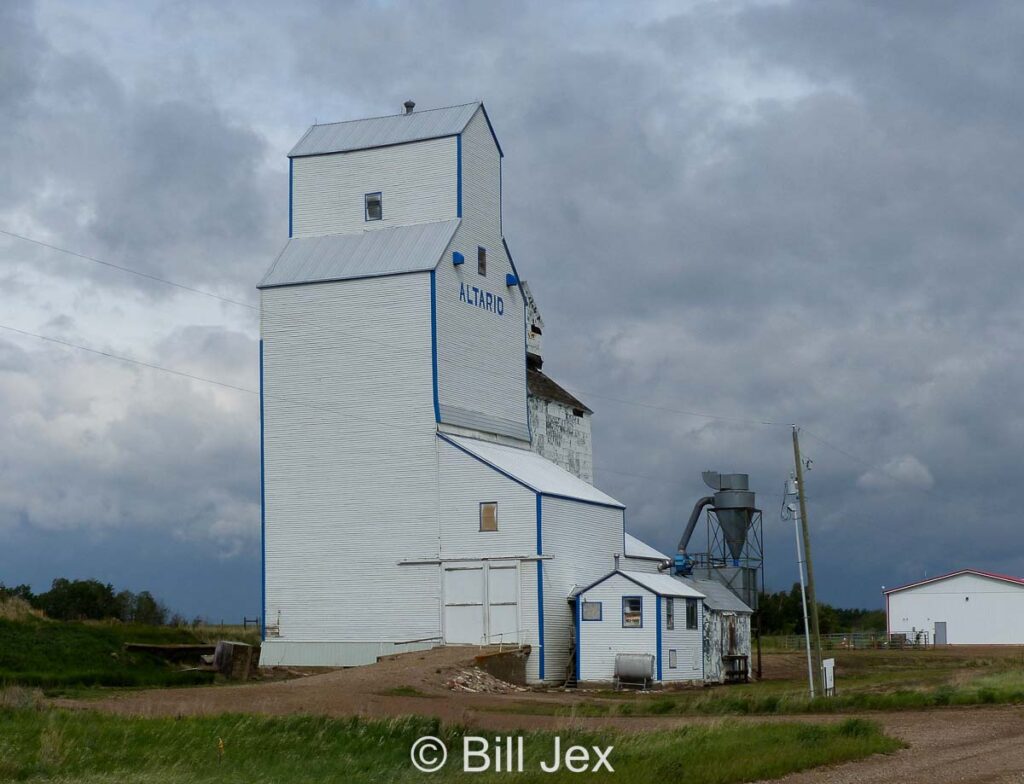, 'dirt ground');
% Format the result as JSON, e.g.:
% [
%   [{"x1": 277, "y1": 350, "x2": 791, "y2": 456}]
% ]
[{"x1": 56, "y1": 647, "x2": 1024, "y2": 783}]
